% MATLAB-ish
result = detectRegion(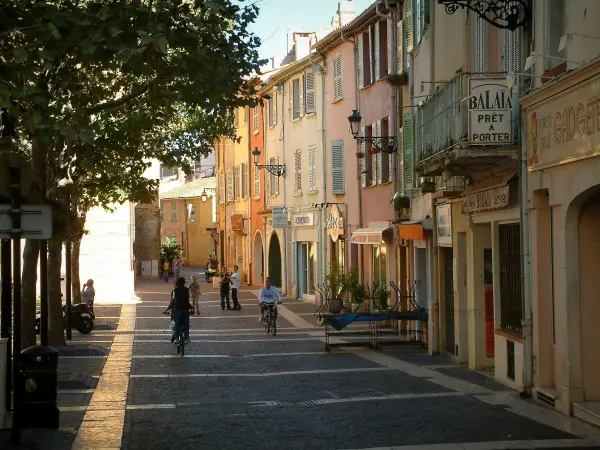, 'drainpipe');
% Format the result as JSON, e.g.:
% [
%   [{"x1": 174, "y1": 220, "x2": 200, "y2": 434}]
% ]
[
  {"x1": 247, "y1": 106, "x2": 253, "y2": 286},
  {"x1": 263, "y1": 93, "x2": 269, "y2": 286},
  {"x1": 315, "y1": 52, "x2": 328, "y2": 283},
  {"x1": 342, "y1": 28, "x2": 363, "y2": 279},
  {"x1": 282, "y1": 82, "x2": 289, "y2": 297}
]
